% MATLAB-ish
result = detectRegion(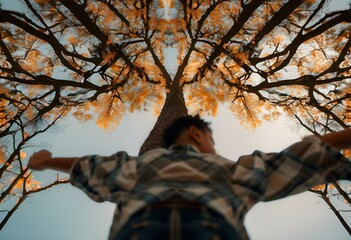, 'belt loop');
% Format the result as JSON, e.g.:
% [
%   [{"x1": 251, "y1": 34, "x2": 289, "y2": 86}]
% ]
[
  {"x1": 170, "y1": 208, "x2": 182, "y2": 240},
  {"x1": 202, "y1": 205, "x2": 210, "y2": 218}
]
